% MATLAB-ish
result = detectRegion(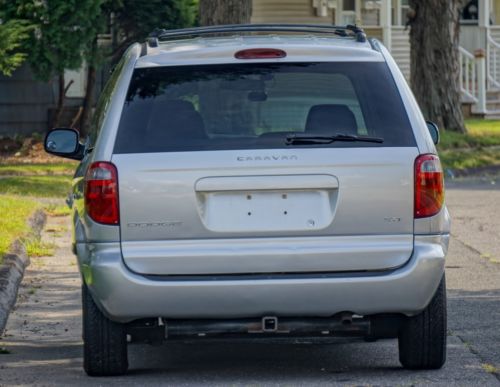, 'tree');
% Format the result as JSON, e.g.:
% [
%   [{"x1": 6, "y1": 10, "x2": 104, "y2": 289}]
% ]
[
  {"x1": 199, "y1": 0, "x2": 252, "y2": 26},
  {"x1": 0, "y1": 20, "x2": 32, "y2": 76},
  {"x1": 79, "y1": 0, "x2": 198, "y2": 134},
  {"x1": 408, "y1": 0, "x2": 466, "y2": 133},
  {"x1": 107, "y1": 0, "x2": 198, "y2": 63},
  {"x1": 1, "y1": 0, "x2": 103, "y2": 126},
  {"x1": 1, "y1": 0, "x2": 198, "y2": 133}
]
